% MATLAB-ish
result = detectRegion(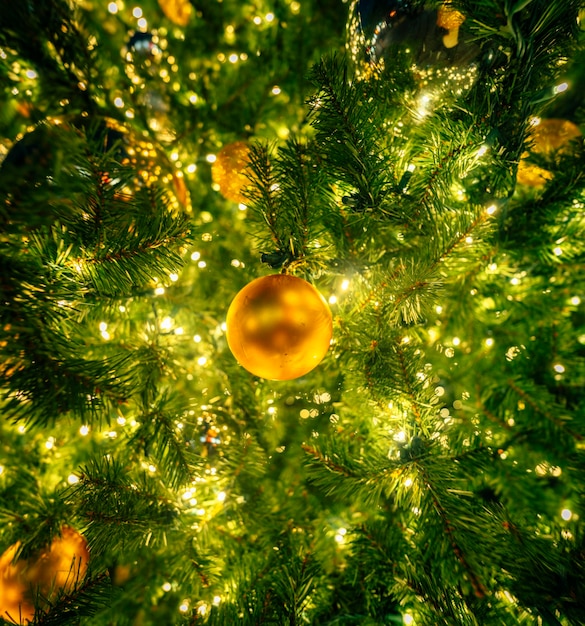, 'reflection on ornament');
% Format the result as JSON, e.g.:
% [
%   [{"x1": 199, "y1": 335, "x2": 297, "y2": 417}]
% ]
[
  {"x1": 226, "y1": 274, "x2": 332, "y2": 380},
  {"x1": 346, "y1": 0, "x2": 481, "y2": 99},
  {"x1": 0, "y1": 117, "x2": 190, "y2": 215},
  {"x1": 517, "y1": 118, "x2": 582, "y2": 187},
  {"x1": 436, "y1": 4, "x2": 465, "y2": 48},
  {"x1": 200, "y1": 426, "x2": 221, "y2": 456},
  {"x1": 211, "y1": 141, "x2": 251, "y2": 205},
  {"x1": 158, "y1": 0, "x2": 192, "y2": 26},
  {"x1": 0, "y1": 526, "x2": 89, "y2": 622},
  {"x1": 125, "y1": 31, "x2": 162, "y2": 65}
]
